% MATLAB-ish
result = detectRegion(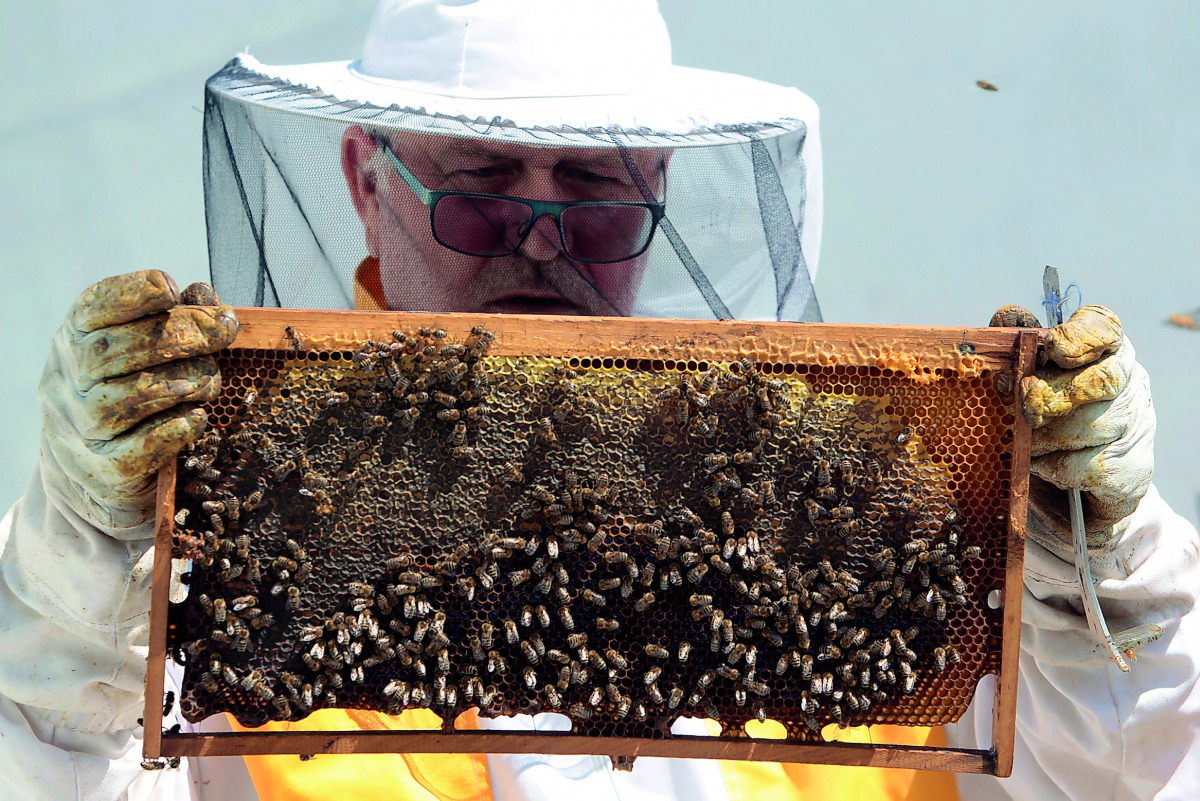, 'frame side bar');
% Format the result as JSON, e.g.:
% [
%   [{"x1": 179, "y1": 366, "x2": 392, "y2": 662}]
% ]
[
  {"x1": 991, "y1": 329, "x2": 1039, "y2": 777},
  {"x1": 143, "y1": 461, "x2": 177, "y2": 760}
]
